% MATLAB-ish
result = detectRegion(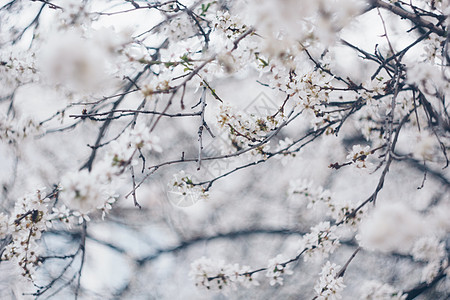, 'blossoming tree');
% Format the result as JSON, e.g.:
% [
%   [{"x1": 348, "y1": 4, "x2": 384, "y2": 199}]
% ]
[{"x1": 0, "y1": 0, "x2": 449, "y2": 299}]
